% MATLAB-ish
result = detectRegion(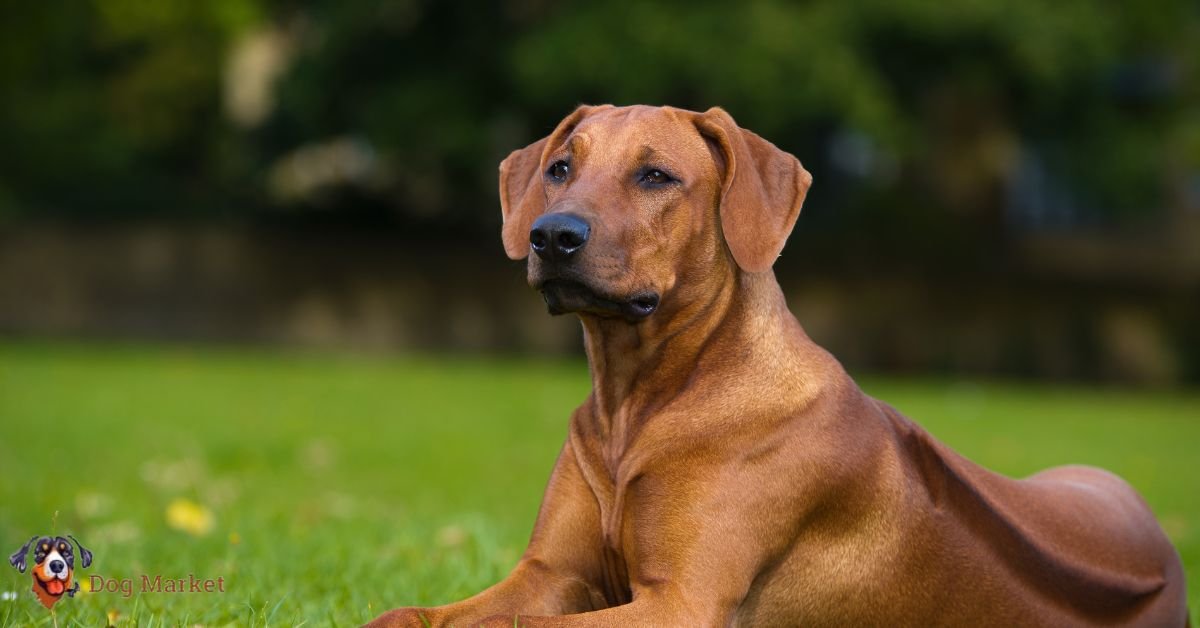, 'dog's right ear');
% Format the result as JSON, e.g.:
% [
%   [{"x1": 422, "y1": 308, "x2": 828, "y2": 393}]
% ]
[
  {"x1": 68, "y1": 535, "x2": 93, "y2": 569},
  {"x1": 498, "y1": 105, "x2": 601, "y2": 260},
  {"x1": 9, "y1": 536, "x2": 36, "y2": 573}
]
